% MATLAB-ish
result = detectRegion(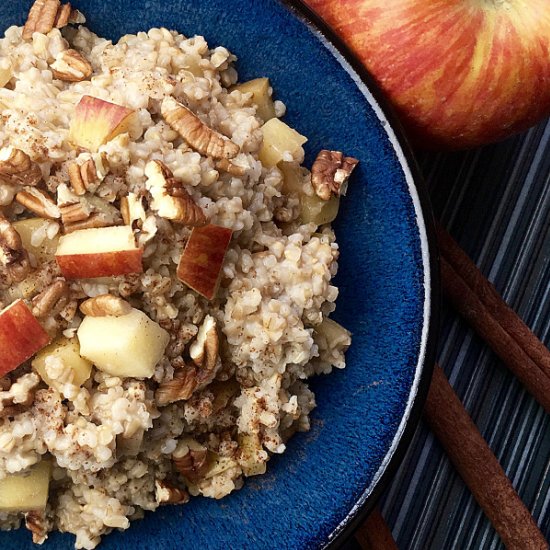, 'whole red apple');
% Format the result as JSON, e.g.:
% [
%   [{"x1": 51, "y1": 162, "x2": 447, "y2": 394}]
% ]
[{"x1": 305, "y1": 0, "x2": 550, "y2": 149}]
